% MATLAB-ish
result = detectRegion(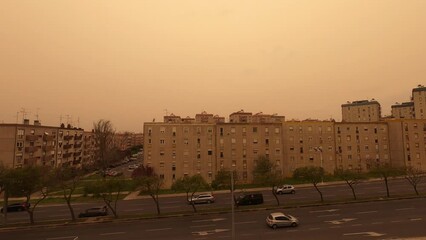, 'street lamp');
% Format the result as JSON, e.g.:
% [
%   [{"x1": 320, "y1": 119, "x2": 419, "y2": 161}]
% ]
[{"x1": 314, "y1": 146, "x2": 324, "y2": 184}]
